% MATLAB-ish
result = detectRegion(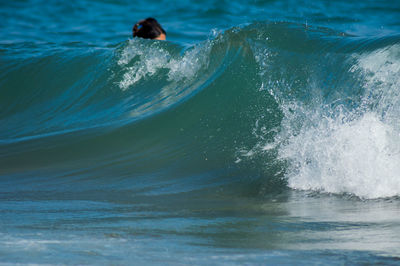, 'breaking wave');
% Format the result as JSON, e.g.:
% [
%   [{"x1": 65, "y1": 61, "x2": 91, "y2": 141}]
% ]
[{"x1": 1, "y1": 22, "x2": 400, "y2": 199}]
